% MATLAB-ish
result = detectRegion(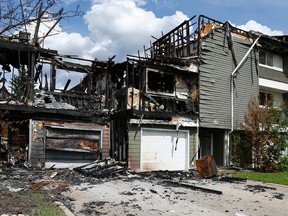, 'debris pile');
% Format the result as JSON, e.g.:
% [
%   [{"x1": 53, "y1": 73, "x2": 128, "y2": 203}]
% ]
[{"x1": 73, "y1": 158, "x2": 127, "y2": 178}]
